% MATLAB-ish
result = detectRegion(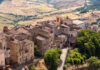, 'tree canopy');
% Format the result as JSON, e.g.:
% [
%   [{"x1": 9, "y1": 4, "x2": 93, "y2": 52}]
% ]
[
  {"x1": 76, "y1": 29, "x2": 100, "y2": 58},
  {"x1": 67, "y1": 48, "x2": 86, "y2": 65},
  {"x1": 44, "y1": 48, "x2": 62, "y2": 70},
  {"x1": 88, "y1": 56, "x2": 100, "y2": 70},
  {"x1": 34, "y1": 45, "x2": 41, "y2": 57},
  {"x1": 30, "y1": 66, "x2": 36, "y2": 70}
]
